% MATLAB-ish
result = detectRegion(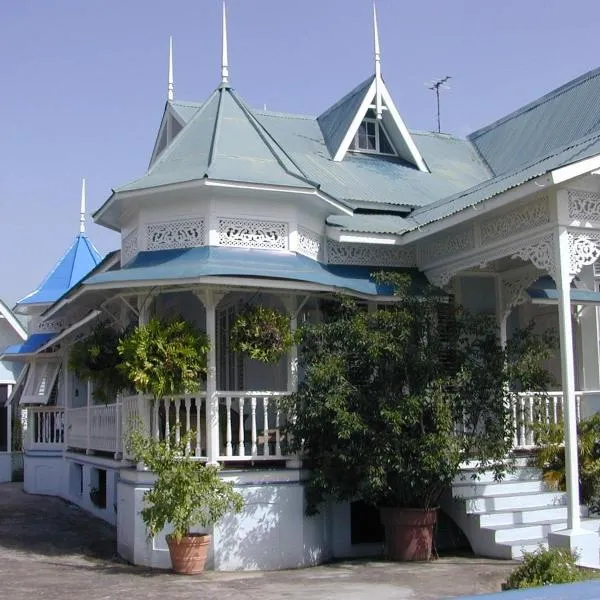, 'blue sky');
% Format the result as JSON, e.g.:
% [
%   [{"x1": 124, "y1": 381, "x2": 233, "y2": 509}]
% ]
[{"x1": 0, "y1": 0, "x2": 598, "y2": 308}]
